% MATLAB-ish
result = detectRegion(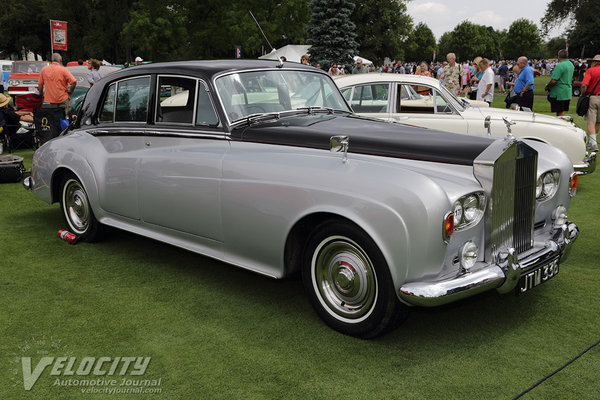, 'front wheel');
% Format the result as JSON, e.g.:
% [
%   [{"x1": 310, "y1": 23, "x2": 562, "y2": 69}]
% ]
[
  {"x1": 60, "y1": 174, "x2": 103, "y2": 242},
  {"x1": 573, "y1": 87, "x2": 581, "y2": 97},
  {"x1": 302, "y1": 220, "x2": 408, "y2": 338}
]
